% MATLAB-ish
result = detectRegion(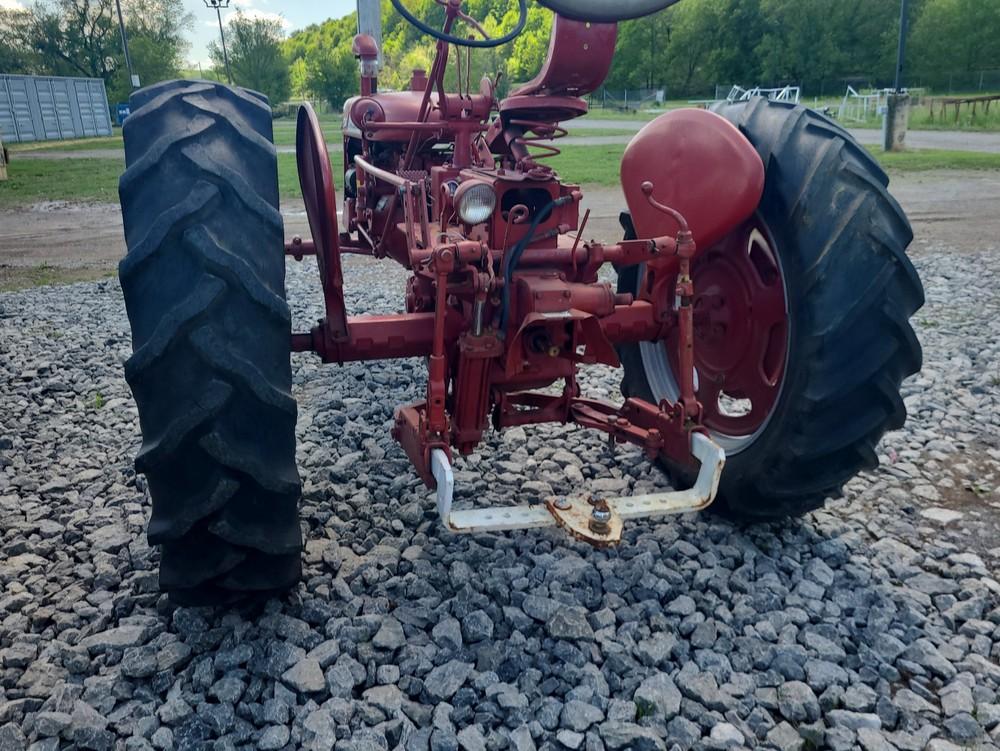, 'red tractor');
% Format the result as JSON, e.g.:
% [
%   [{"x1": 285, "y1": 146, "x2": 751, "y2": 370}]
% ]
[{"x1": 117, "y1": 0, "x2": 923, "y2": 603}]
